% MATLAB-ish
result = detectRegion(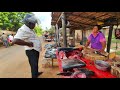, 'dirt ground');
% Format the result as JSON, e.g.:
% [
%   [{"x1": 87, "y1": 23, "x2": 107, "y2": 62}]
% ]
[
  {"x1": 0, "y1": 38, "x2": 61, "y2": 78},
  {"x1": 38, "y1": 41, "x2": 61, "y2": 78}
]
